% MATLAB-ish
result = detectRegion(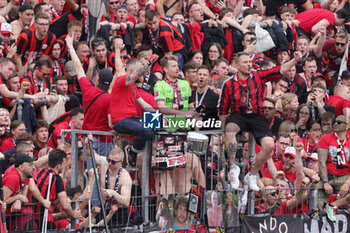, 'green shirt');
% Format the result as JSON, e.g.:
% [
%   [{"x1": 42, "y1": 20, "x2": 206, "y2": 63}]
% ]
[
  {"x1": 154, "y1": 79, "x2": 192, "y2": 129},
  {"x1": 154, "y1": 79, "x2": 192, "y2": 111}
]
